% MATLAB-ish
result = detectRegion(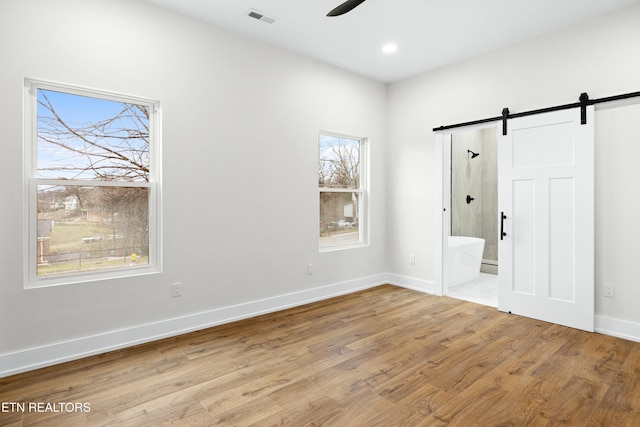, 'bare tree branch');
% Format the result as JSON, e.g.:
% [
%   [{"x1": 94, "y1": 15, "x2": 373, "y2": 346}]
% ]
[{"x1": 37, "y1": 91, "x2": 150, "y2": 181}]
